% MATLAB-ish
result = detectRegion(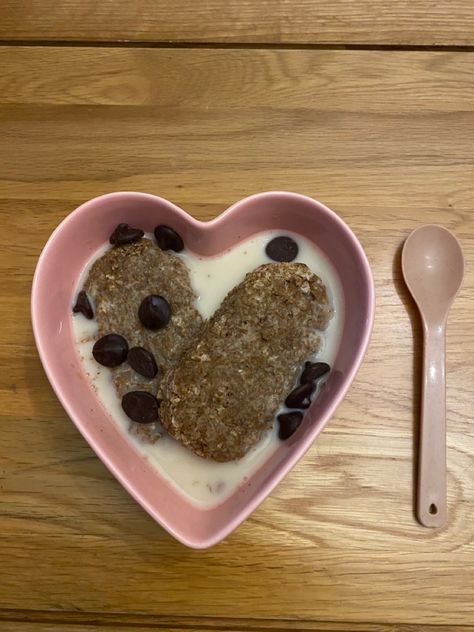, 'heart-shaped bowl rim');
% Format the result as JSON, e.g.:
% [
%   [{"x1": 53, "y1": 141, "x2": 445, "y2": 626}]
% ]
[{"x1": 32, "y1": 191, "x2": 375, "y2": 548}]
